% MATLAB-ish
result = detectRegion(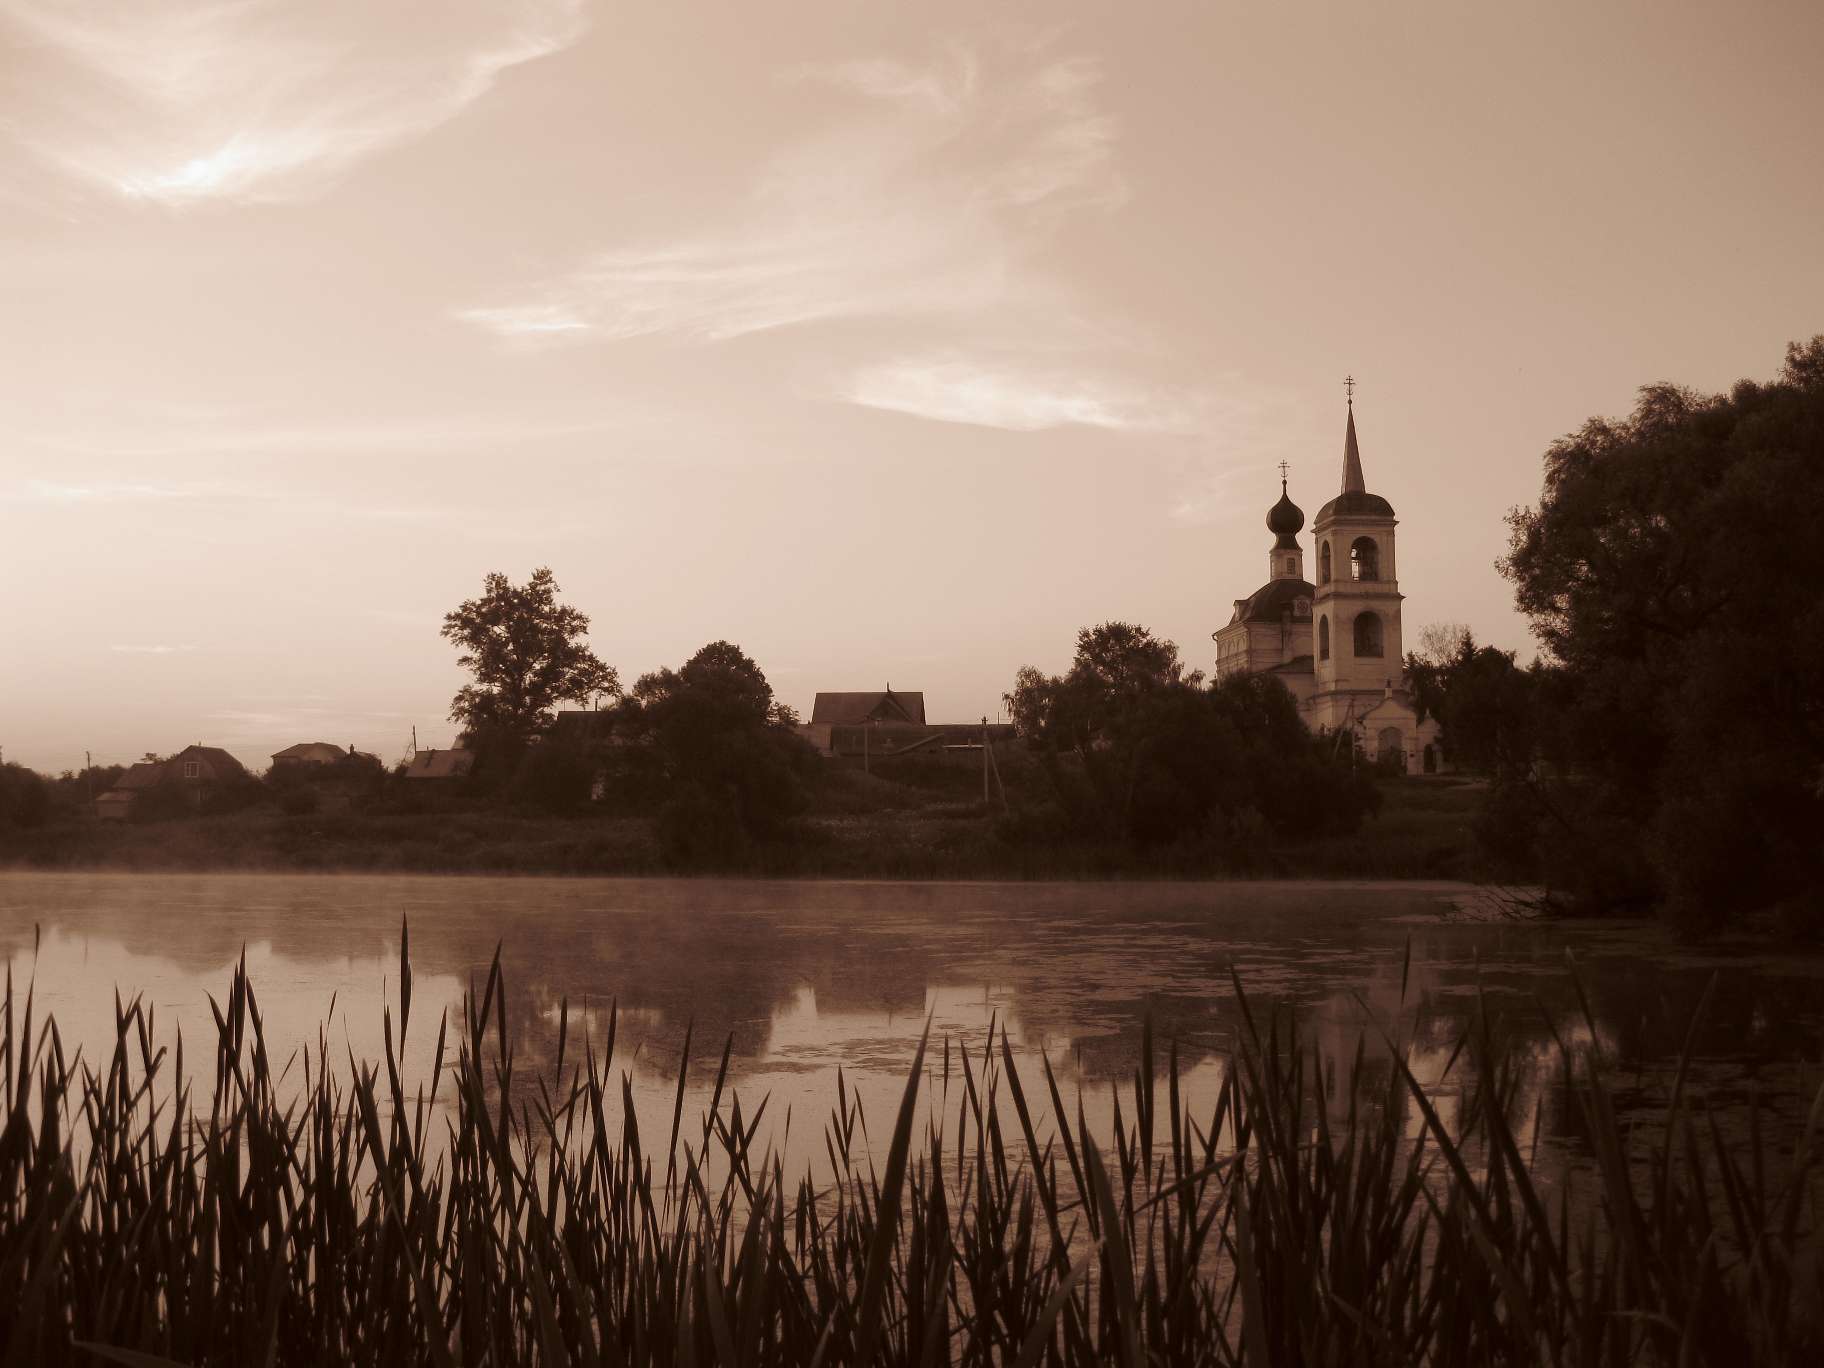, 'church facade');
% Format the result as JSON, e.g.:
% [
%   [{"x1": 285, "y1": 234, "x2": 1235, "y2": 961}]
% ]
[{"x1": 1213, "y1": 397, "x2": 1441, "y2": 774}]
